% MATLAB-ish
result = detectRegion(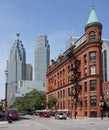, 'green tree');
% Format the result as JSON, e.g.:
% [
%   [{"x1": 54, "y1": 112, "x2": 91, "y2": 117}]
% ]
[
  {"x1": 47, "y1": 96, "x2": 57, "y2": 109},
  {"x1": 10, "y1": 100, "x2": 24, "y2": 112},
  {"x1": 103, "y1": 101, "x2": 109, "y2": 112},
  {"x1": 10, "y1": 89, "x2": 46, "y2": 112}
]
